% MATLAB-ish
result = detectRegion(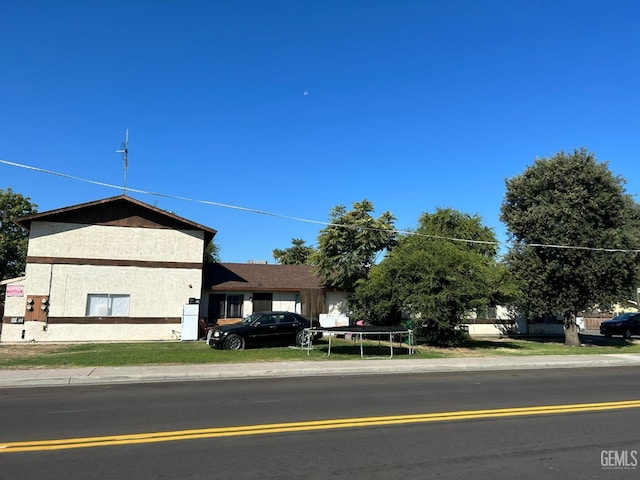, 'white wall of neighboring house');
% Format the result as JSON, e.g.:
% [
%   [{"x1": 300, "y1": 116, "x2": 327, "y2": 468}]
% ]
[
  {"x1": 465, "y1": 323, "x2": 512, "y2": 335},
  {"x1": 463, "y1": 305, "x2": 516, "y2": 335},
  {"x1": 325, "y1": 291, "x2": 350, "y2": 316},
  {"x1": 526, "y1": 323, "x2": 565, "y2": 336}
]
